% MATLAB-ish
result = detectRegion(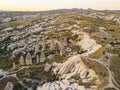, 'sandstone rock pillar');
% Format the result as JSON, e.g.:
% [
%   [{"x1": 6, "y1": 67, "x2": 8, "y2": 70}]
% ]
[
  {"x1": 19, "y1": 55, "x2": 24, "y2": 66},
  {"x1": 40, "y1": 51, "x2": 45, "y2": 62},
  {"x1": 26, "y1": 52, "x2": 32, "y2": 65}
]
